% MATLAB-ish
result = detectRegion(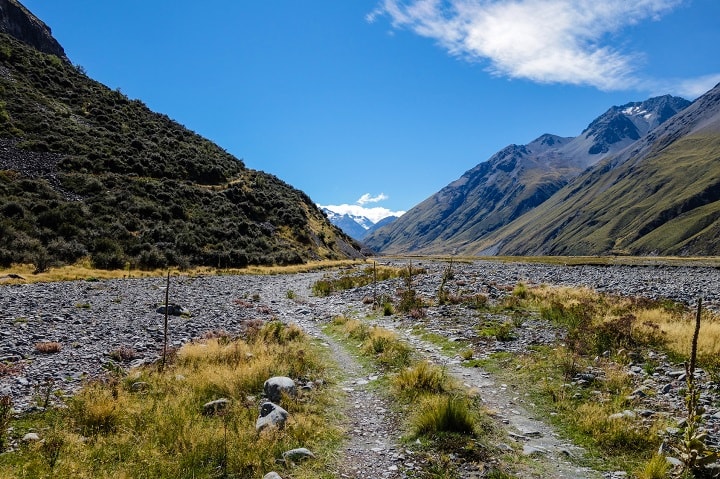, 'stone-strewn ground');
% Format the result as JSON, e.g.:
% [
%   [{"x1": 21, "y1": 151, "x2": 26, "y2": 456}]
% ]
[{"x1": 1, "y1": 260, "x2": 719, "y2": 477}]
